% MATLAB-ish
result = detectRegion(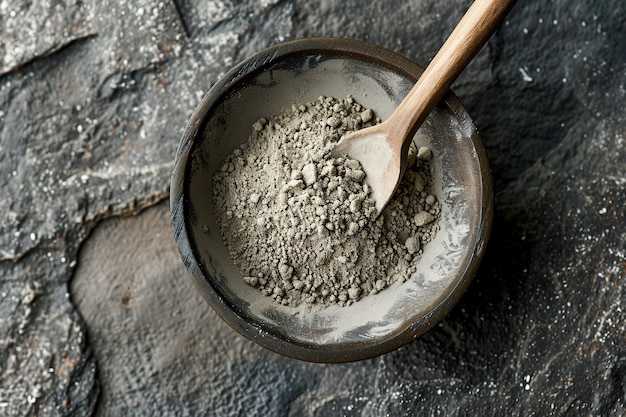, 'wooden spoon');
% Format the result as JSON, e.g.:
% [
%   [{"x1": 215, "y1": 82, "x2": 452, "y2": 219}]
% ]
[{"x1": 331, "y1": 0, "x2": 517, "y2": 214}]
